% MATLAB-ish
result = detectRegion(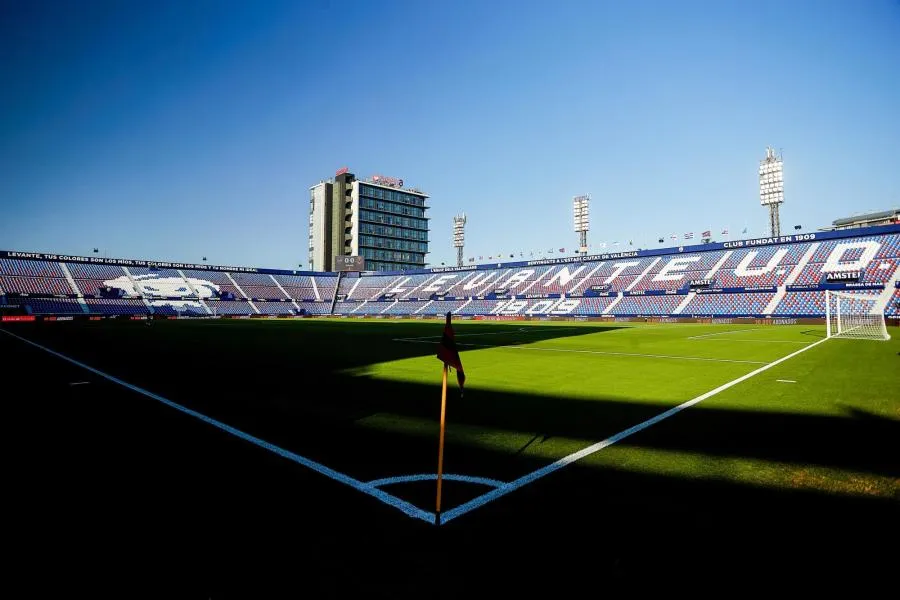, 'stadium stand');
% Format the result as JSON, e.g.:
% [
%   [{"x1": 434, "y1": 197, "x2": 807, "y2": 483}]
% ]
[{"x1": 1, "y1": 225, "x2": 898, "y2": 320}]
